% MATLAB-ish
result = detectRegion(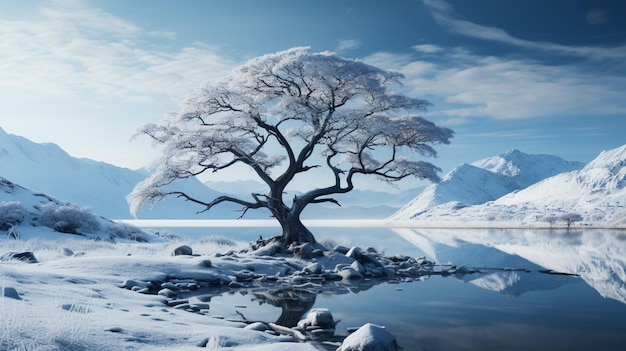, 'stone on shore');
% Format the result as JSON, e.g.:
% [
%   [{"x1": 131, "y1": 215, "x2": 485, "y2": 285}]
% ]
[{"x1": 337, "y1": 323, "x2": 400, "y2": 351}]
